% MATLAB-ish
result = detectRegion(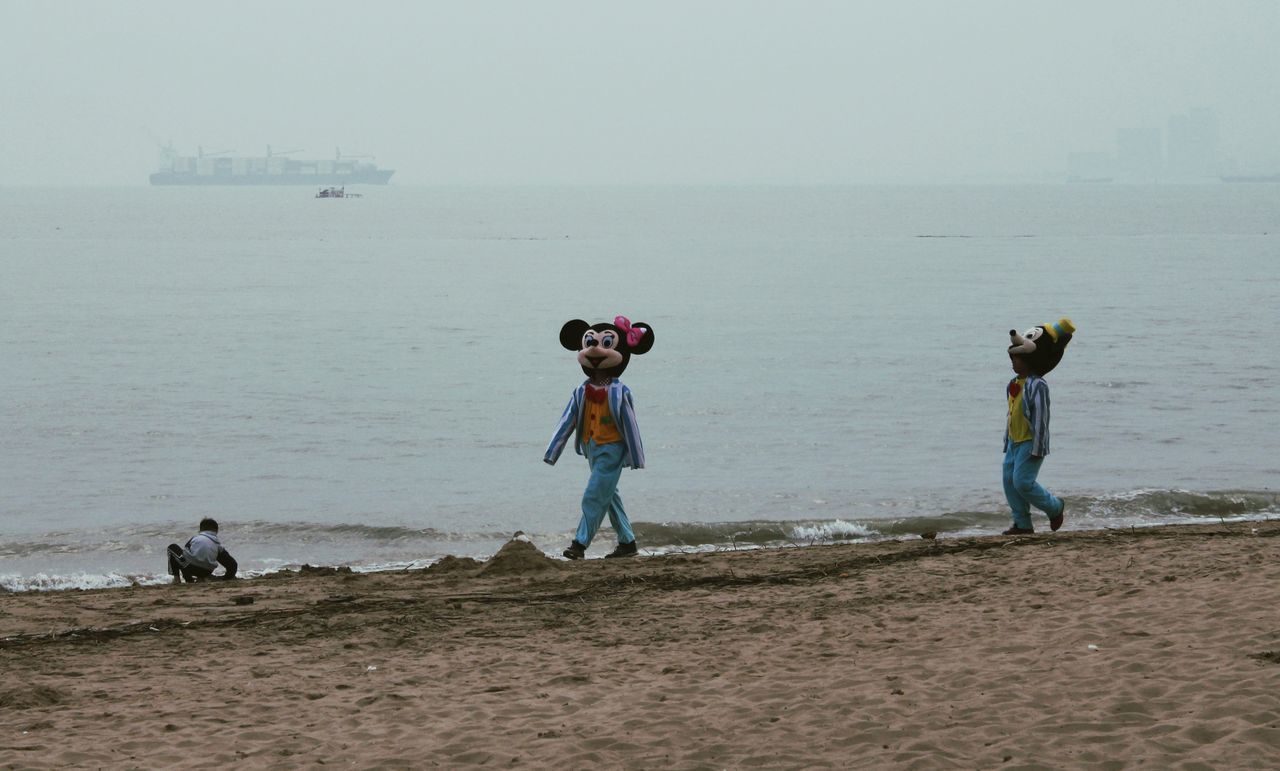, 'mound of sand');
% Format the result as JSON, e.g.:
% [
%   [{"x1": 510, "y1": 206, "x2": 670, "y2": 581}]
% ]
[
  {"x1": 478, "y1": 539, "x2": 562, "y2": 576},
  {"x1": 297, "y1": 564, "x2": 353, "y2": 576},
  {"x1": 424, "y1": 555, "x2": 482, "y2": 574},
  {"x1": 259, "y1": 565, "x2": 354, "y2": 581}
]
